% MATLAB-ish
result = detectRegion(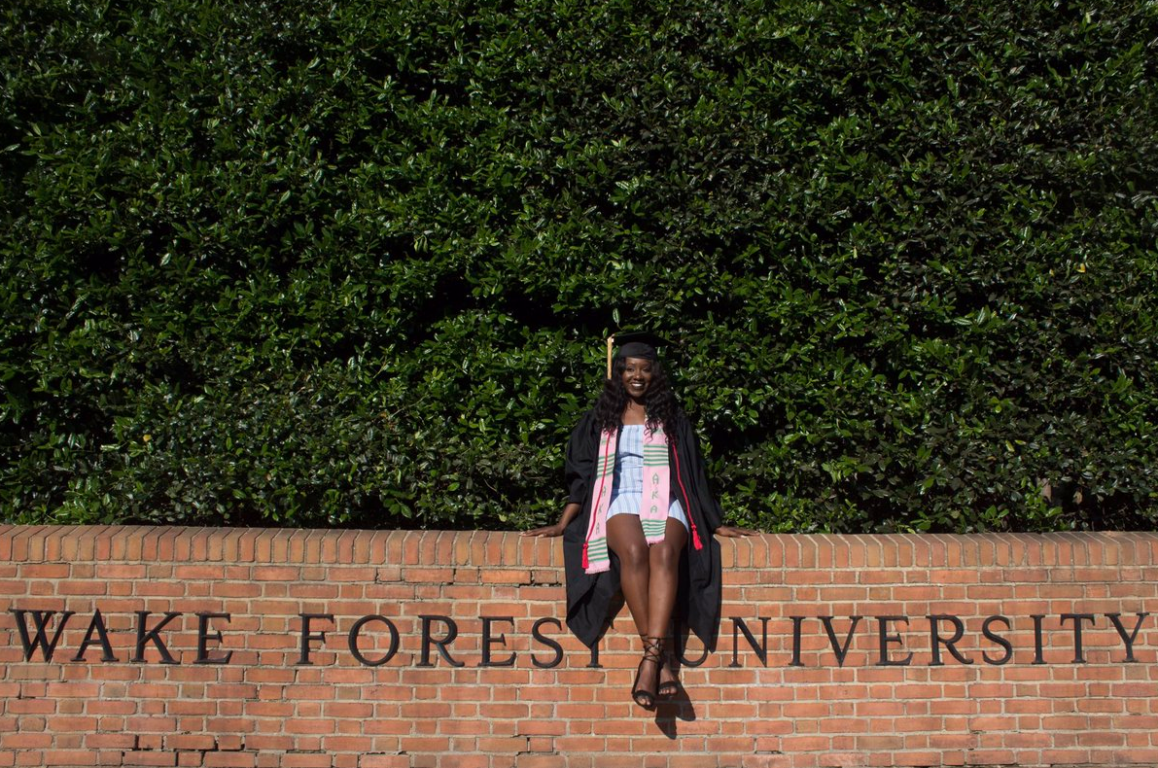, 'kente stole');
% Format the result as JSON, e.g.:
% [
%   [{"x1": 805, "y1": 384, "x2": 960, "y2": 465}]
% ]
[{"x1": 582, "y1": 425, "x2": 670, "y2": 574}]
